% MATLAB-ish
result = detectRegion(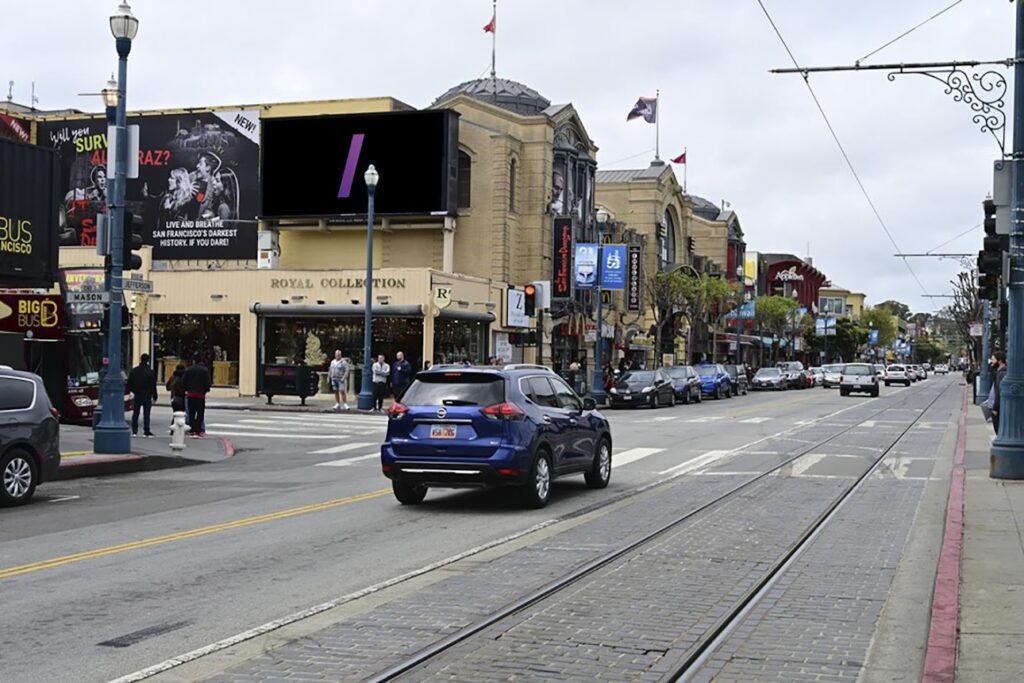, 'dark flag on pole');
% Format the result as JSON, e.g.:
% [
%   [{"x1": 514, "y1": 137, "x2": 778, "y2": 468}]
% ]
[
  {"x1": 671, "y1": 151, "x2": 687, "y2": 164},
  {"x1": 626, "y1": 96, "x2": 657, "y2": 123},
  {"x1": 483, "y1": 14, "x2": 496, "y2": 32}
]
